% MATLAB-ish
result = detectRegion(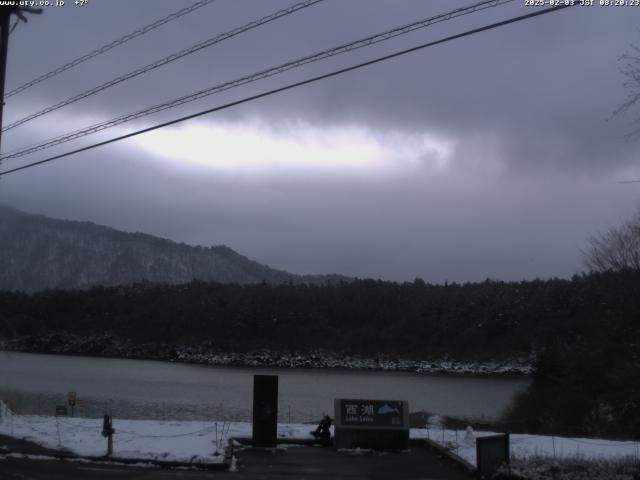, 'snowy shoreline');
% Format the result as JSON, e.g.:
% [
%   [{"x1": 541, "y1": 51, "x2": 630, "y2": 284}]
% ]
[
  {"x1": 1, "y1": 402, "x2": 638, "y2": 468},
  {"x1": 0, "y1": 334, "x2": 533, "y2": 376}
]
